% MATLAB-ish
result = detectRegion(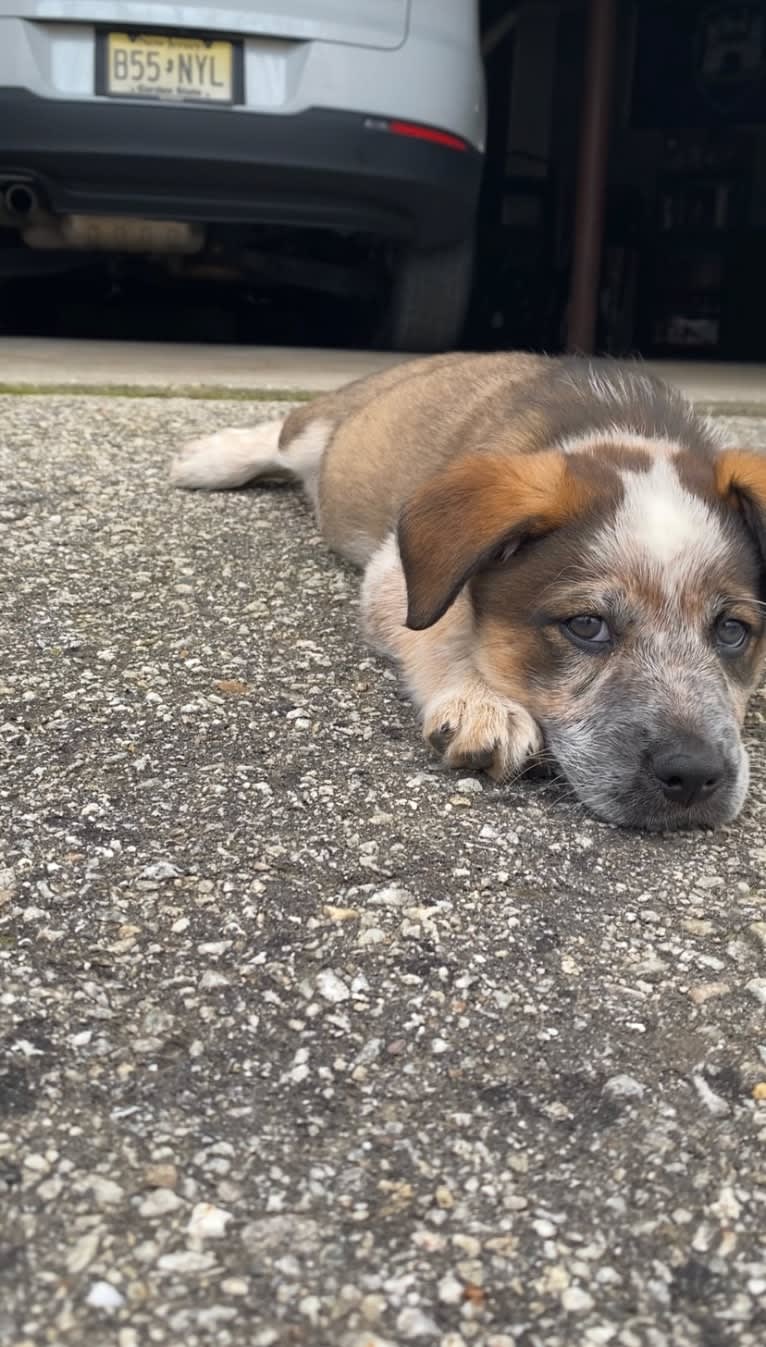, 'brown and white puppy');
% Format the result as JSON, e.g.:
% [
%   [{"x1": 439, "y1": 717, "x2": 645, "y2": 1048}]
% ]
[{"x1": 171, "y1": 353, "x2": 766, "y2": 831}]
